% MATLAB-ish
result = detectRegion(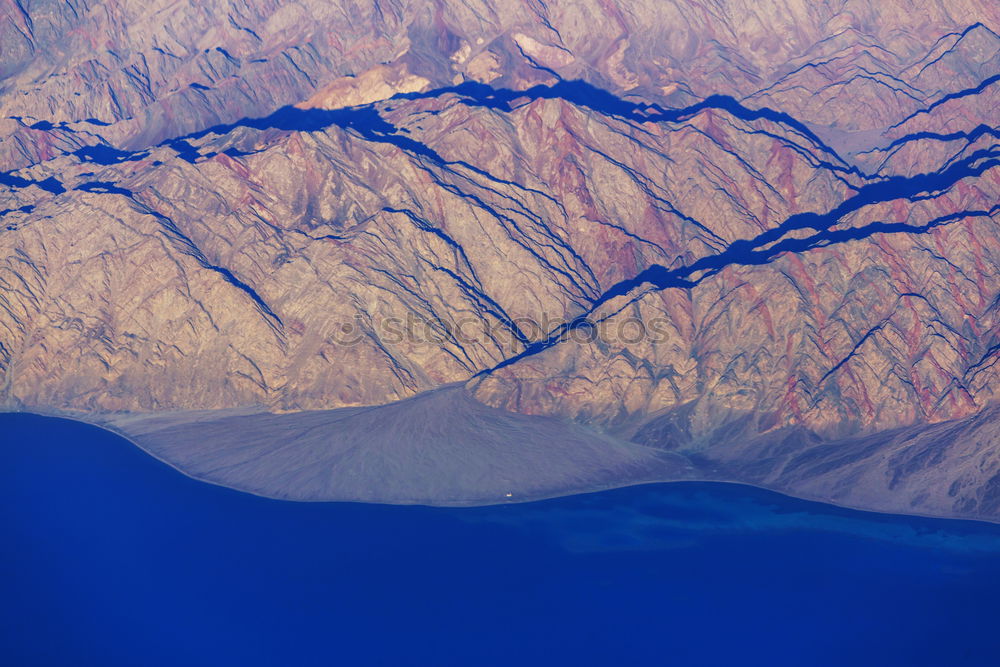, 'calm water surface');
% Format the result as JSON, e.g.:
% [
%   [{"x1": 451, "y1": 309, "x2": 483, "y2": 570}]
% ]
[{"x1": 2, "y1": 413, "x2": 1000, "y2": 666}]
